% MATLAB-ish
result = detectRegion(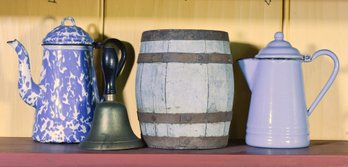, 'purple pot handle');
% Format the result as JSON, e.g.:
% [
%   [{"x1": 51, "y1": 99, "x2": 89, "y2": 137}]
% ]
[{"x1": 304, "y1": 49, "x2": 339, "y2": 116}]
